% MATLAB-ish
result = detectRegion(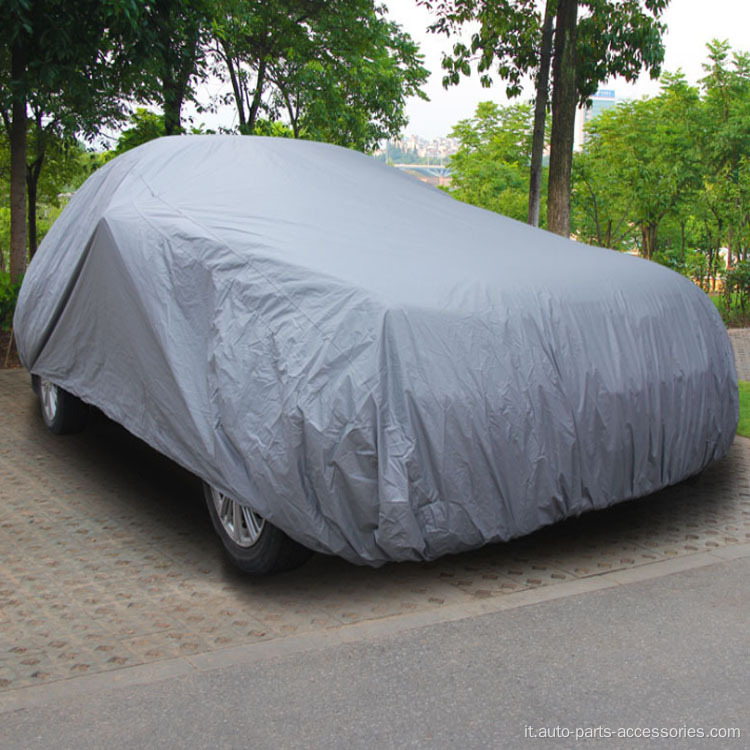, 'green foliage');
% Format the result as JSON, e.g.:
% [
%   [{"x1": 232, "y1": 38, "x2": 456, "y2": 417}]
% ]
[
  {"x1": 738, "y1": 380, "x2": 750, "y2": 438},
  {"x1": 569, "y1": 40, "x2": 750, "y2": 303},
  {"x1": 1, "y1": 0, "x2": 152, "y2": 277},
  {"x1": 212, "y1": 0, "x2": 429, "y2": 151},
  {"x1": 422, "y1": 0, "x2": 668, "y2": 101},
  {"x1": 31, "y1": 134, "x2": 97, "y2": 205},
  {"x1": 447, "y1": 101, "x2": 538, "y2": 221},
  {"x1": 572, "y1": 131, "x2": 637, "y2": 250},
  {"x1": 652, "y1": 247, "x2": 687, "y2": 274},
  {"x1": 0, "y1": 0, "x2": 430, "y2": 277},
  {"x1": 684, "y1": 250, "x2": 715, "y2": 292},
  {"x1": 443, "y1": 40, "x2": 750, "y2": 315},
  {"x1": 113, "y1": 109, "x2": 167, "y2": 155},
  {"x1": 699, "y1": 40, "x2": 750, "y2": 268},
  {"x1": 249, "y1": 119, "x2": 294, "y2": 139},
  {"x1": 0, "y1": 130, "x2": 99, "y2": 251},
  {"x1": 0, "y1": 206, "x2": 9, "y2": 273},
  {"x1": 0, "y1": 0, "x2": 148, "y2": 138},
  {"x1": 421, "y1": 0, "x2": 540, "y2": 96},
  {"x1": 0, "y1": 271, "x2": 22, "y2": 331},
  {"x1": 420, "y1": 0, "x2": 670, "y2": 233},
  {"x1": 109, "y1": 108, "x2": 214, "y2": 158},
  {"x1": 723, "y1": 260, "x2": 750, "y2": 313},
  {"x1": 135, "y1": 0, "x2": 211, "y2": 135},
  {"x1": 573, "y1": 73, "x2": 702, "y2": 259}
]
